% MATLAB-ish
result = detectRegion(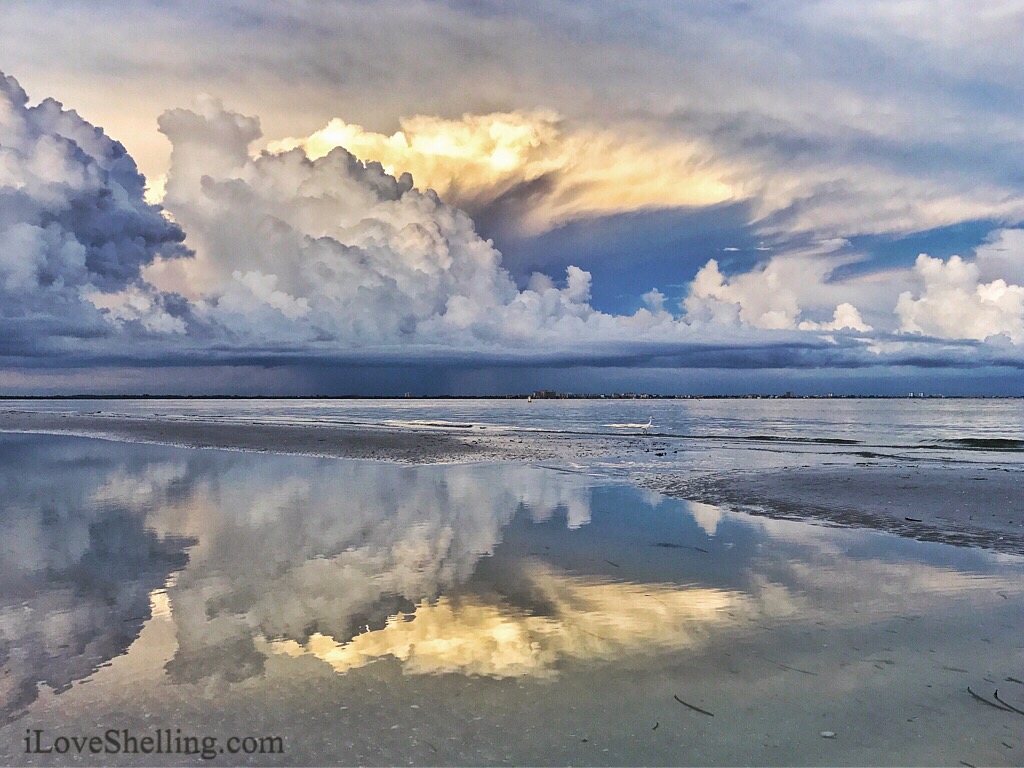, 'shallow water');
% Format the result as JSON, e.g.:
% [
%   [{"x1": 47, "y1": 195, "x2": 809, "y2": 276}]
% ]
[
  {"x1": 1, "y1": 432, "x2": 1023, "y2": 765},
  {"x1": 4, "y1": 396, "x2": 1024, "y2": 449},
  {"x1": 5, "y1": 398, "x2": 1023, "y2": 484}
]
